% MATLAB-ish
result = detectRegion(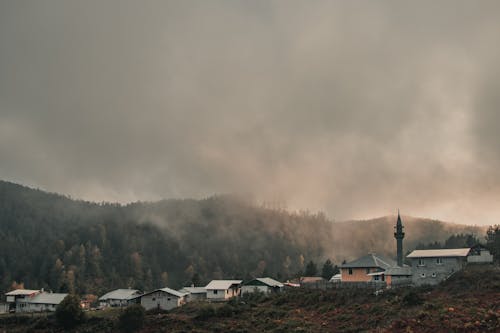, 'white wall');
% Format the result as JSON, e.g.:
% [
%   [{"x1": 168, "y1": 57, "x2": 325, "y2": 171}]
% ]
[
  {"x1": 467, "y1": 250, "x2": 494, "y2": 263},
  {"x1": 206, "y1": 287, "x2": 240, "y2": 300},
  {"x1": 140, "y1": 291, "x2": 184, "y2": 311}
]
